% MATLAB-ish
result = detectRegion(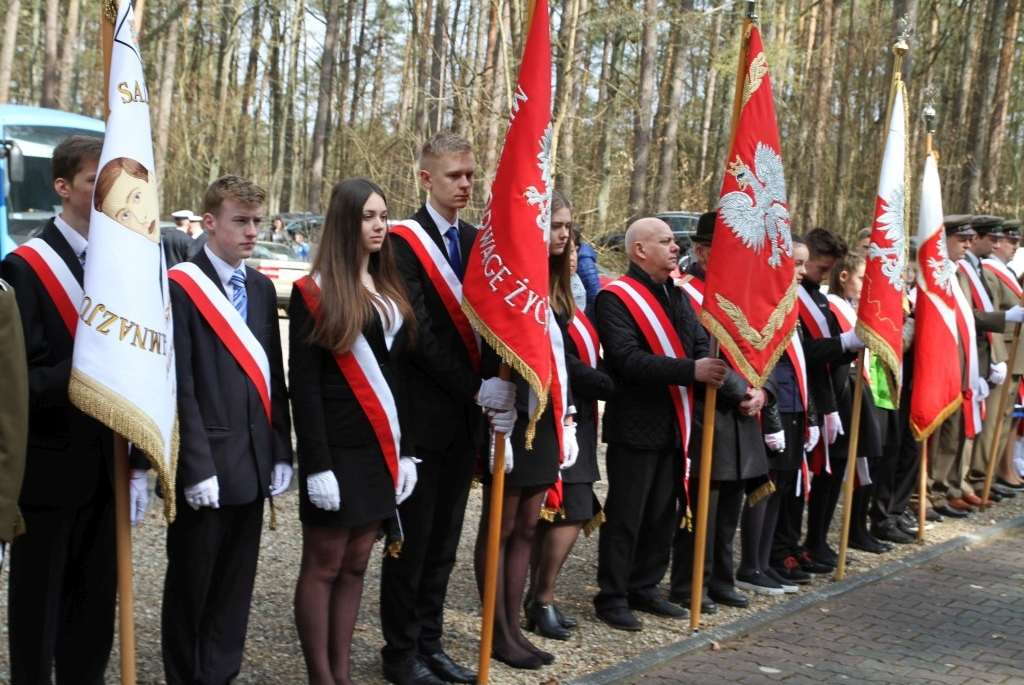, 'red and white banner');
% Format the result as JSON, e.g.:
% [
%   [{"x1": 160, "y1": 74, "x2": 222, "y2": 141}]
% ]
[
  {"x1": 700, "y1": 22, "x2": 797, "y2": 387},
  {"x1": 69, "y1": 0, "x2": 177, "y2": 514},
  {"x1": 857, "y1": 83, "x2": 907, "y2": 397},
  {"x1": 909, "y1": 153, "x2": 964, "y2": 441},
  {"x1": 461, "y1": 0, "x2": 552, "y2": 445}
]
